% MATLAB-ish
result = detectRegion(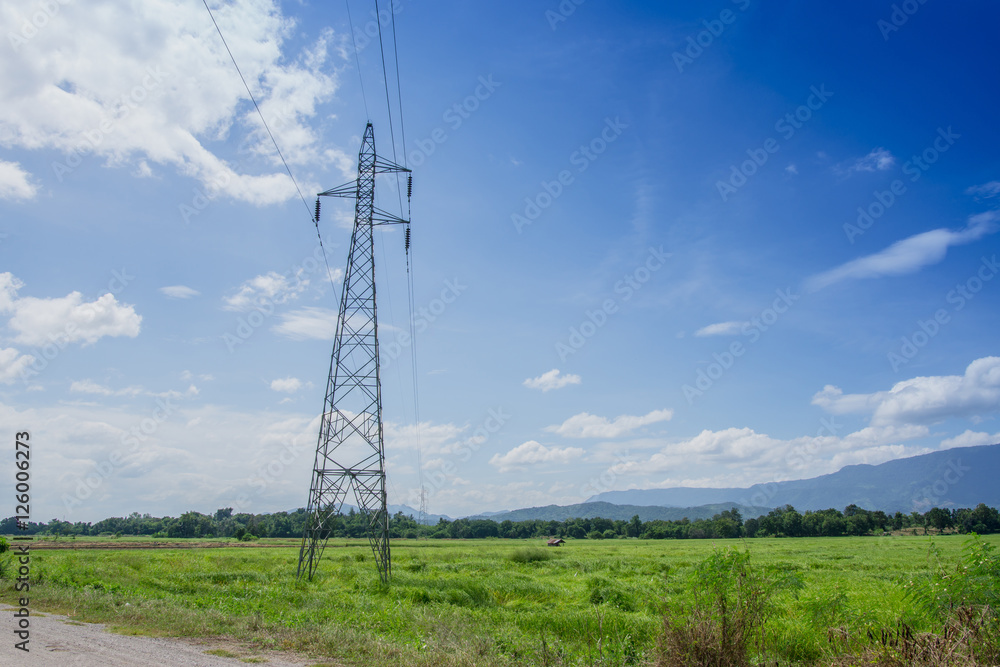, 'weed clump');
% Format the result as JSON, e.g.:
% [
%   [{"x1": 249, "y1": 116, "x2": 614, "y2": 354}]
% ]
[
  {"x1": 509, "y1": 547, "x2": 555, "y2": 564},
  {"x1": 656, "y1": 546, "x2": 777, "y2": 667}
]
